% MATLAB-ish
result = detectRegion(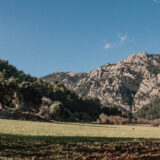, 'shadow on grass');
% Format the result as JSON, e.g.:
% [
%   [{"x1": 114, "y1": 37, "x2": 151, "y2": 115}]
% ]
[
  {"x1": 0, "y1": 133, "x2": 150, "y2": 144},
  {"x1": 0, "y1": 134, "x2": 160, "y2": 159}
]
